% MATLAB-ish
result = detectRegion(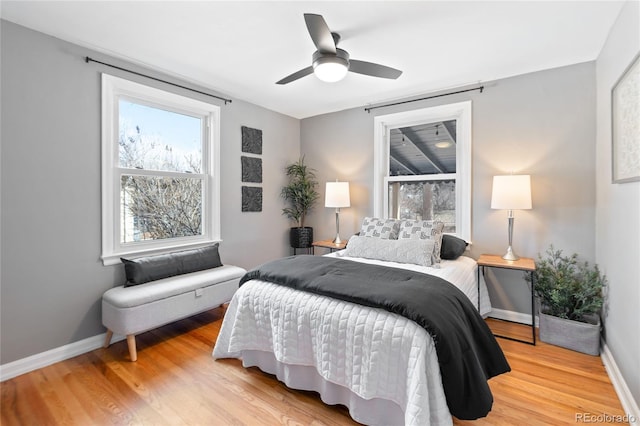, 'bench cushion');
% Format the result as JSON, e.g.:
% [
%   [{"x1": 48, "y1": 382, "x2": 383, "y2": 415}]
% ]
[{"x1": 104, "y1": 264, "x2": 246, "y2": 308}]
